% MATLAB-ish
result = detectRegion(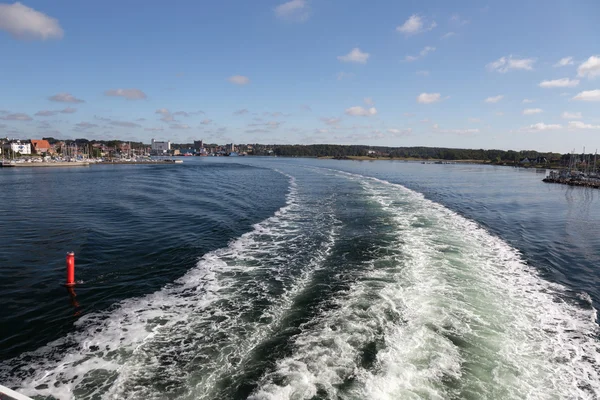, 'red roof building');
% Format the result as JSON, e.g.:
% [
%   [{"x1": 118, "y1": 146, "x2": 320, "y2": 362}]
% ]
[{"x1": 30, "y1": 139, "x2": 52, "y2": 154}]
